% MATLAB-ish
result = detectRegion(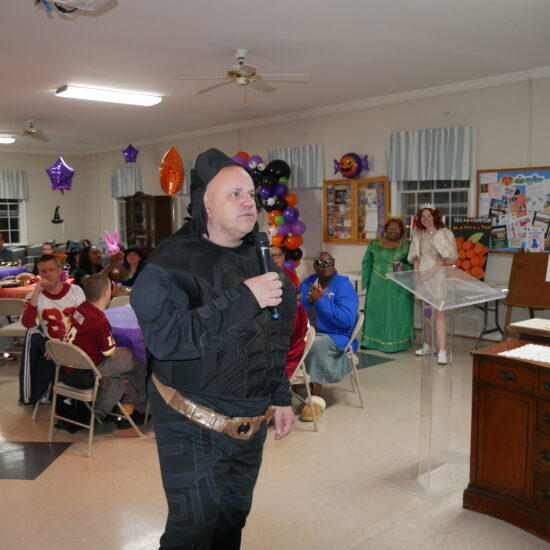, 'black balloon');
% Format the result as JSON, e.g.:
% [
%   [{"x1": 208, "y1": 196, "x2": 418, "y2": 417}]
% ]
[
  {"x1": 265, "y1": 159, "x2": 291, "y2": 180},
  {"x1": 273, "y1": 197, "x2": 288, "y2": 211},
  {"x1": 289, "y1": 247, "x2": 303, "y2": 261},
  {"x1": 261, "y1": 175, "x2": 278, "y2": 190},
  {"x1": 250, "y1": 167, "x2": 264, "y2": 185}
]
